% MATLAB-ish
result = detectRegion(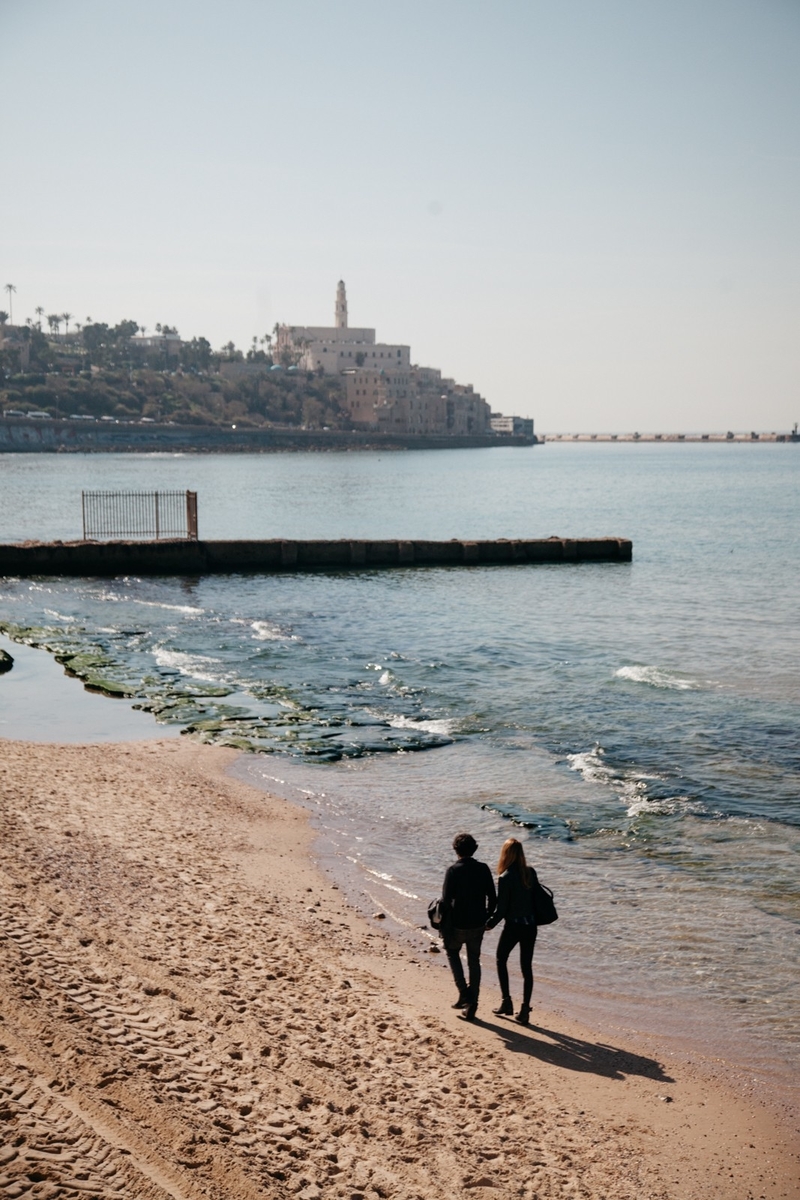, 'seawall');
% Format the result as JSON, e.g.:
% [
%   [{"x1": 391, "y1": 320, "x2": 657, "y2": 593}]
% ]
[
  {"x1": 0, "y1": 418, "x2": 536, "y2": 453},
  {"x1": 0, "y1": 537, "x2": 631, "y2": 577}
]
